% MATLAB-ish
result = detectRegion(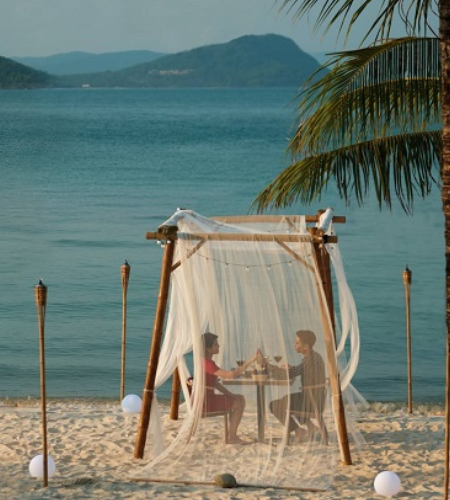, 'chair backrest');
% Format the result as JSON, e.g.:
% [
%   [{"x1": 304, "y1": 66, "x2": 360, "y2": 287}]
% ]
[
  {"x1": 186, "y1": 376, "x2": 216, "y2": 394},
  {"x1": 304, "y1": 379, "x2": 329, "y2": 414}
]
